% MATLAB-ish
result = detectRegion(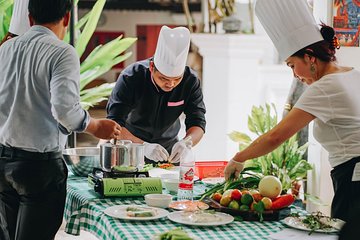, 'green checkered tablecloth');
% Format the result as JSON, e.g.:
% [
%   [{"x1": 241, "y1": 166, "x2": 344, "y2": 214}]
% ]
[{"x1": 64, "y1": 175, "x2": 300, "y2": 240}]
